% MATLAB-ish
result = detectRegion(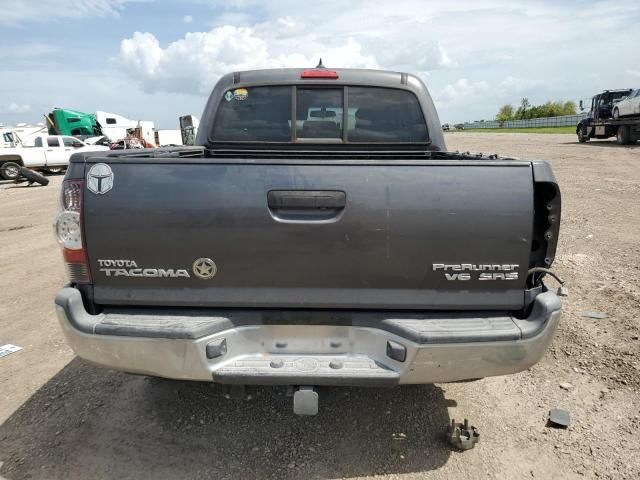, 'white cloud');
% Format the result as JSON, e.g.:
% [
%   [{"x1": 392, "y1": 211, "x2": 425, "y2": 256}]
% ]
[
  {"x1": 437, "y1": 44, "x2": 454, "y2": 68},
  {"x1": 0, "y1": 0, "x2": 138, "y2": 26},
  {"x1": 183, "y1": 15, "x2": 193, "y2": 24},
  {"x1": 7, "y1": 103, "x2": 31, "y2": 114},
  {"x1": 499, "y1": 76, "x2": 548, "y2": 94},
  {"x1": 119, "y1": 27, "x2": 378, "y2": 94},
  {"x1": 277, "y1": 16, "x2": 296, "y2": 29},
  {"x1": 439, "y1": 79, "x2": 489, "y2": 103},
  {"x1": 118, "y1": 2, "x2": 473, "y2": 95}
]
